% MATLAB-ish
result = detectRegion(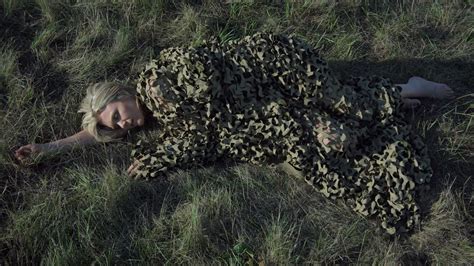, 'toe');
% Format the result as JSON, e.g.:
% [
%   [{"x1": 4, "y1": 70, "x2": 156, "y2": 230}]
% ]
[{"x1": 437, "y1": 84, "x2": 455, "y2": 98}]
